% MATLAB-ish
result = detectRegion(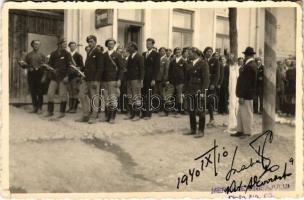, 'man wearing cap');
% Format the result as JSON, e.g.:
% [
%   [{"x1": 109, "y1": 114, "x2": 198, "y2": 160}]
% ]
[
  {"x1": 203, "y1": 47, "x2": 220, "y2": 126},
  {"x1": 126, "y1": 42, "x2": 145, "y2": 121},
  {"x1": 22, "y1": 40, "x2": 47, "y2": 114},
  {"x1": 76, "y1": 35, "x2": 104, "y2": 123},
  {"x1": 100, "y1": 38, "x2": 124, "y2": 124},
  {"x1": 142, "y1": 38, "x2": 160, "y2": 119},
  {"x1": 184, "y1": 47, "x2": 210, "y2": 138},
  {"x1": 66, "y1": 41, "x2": 84, "y2": 113},
  {"x1": 231, "y1": 47, "x2": 257, "y2": 137},
  {"x1": 45, "y1": 38, "x2": 74, "y2": 118}
]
